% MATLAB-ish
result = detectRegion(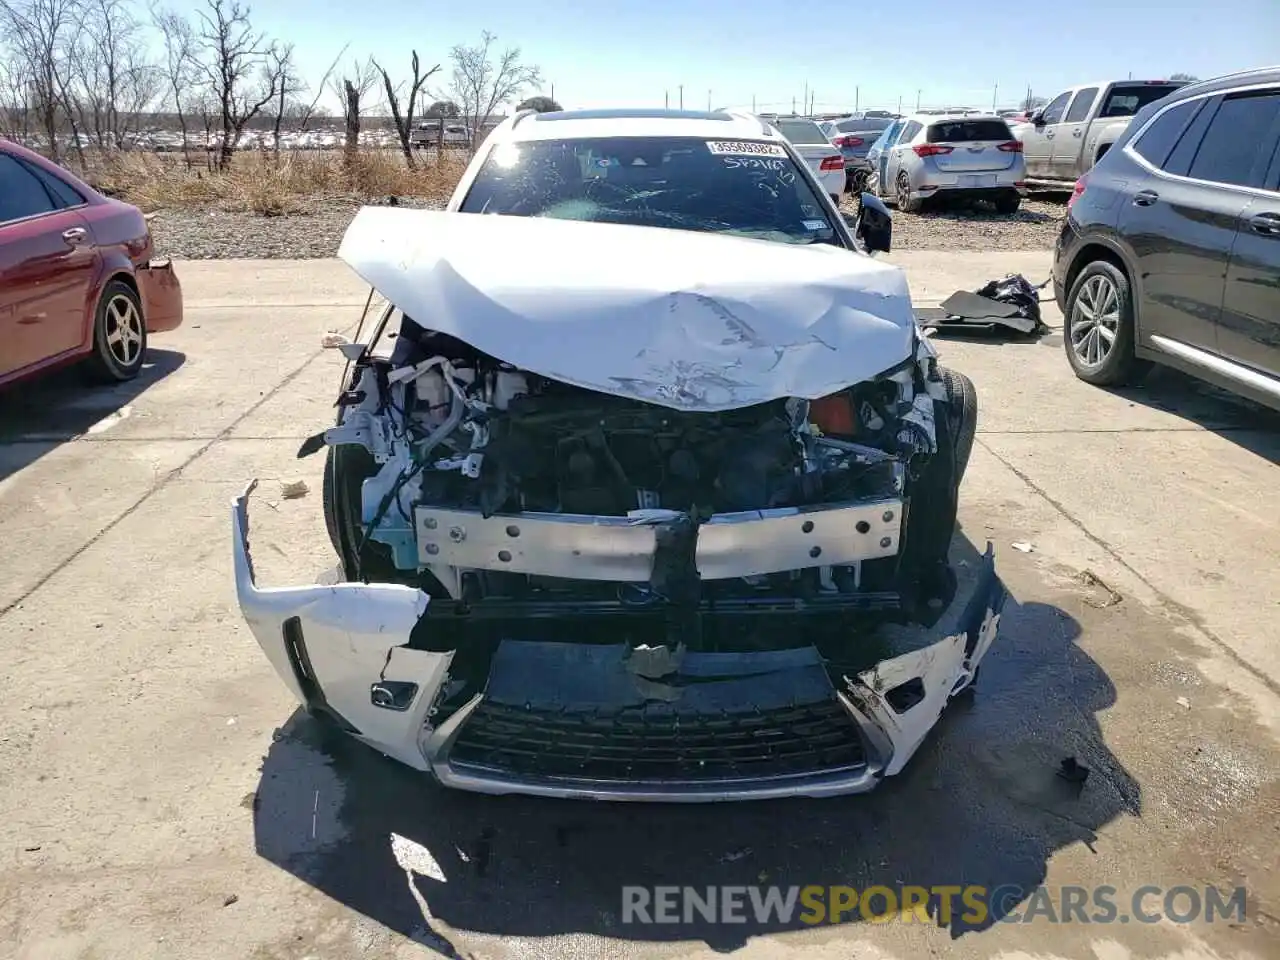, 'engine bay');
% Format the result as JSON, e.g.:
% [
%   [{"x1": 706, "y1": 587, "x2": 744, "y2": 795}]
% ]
[{"x1": 320, "y1": 316, "x2": 952, "y2": 623}]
